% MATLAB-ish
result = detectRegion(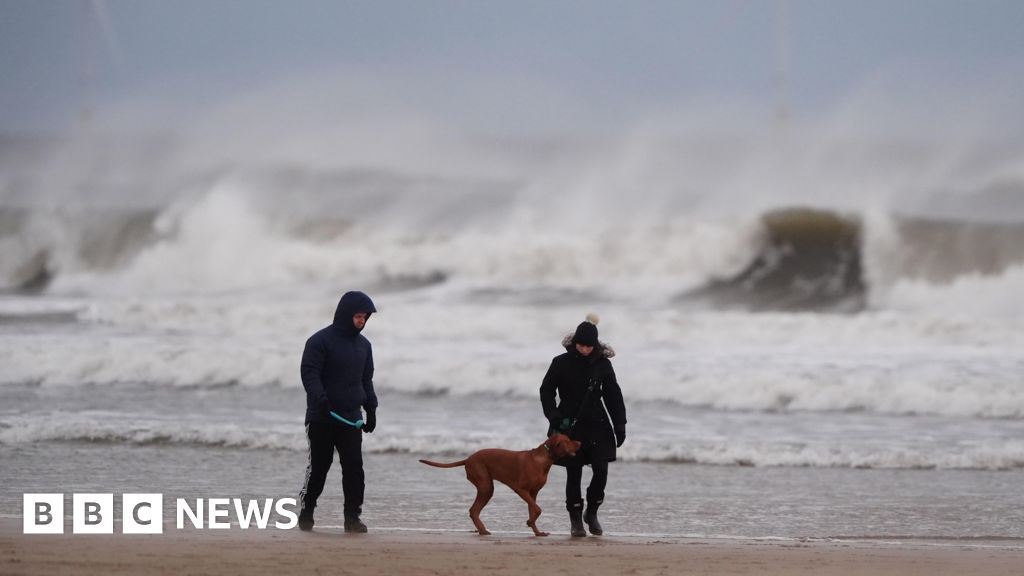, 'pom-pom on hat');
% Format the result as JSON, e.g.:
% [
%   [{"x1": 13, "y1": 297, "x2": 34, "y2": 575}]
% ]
[{"x1": 572, "y1": 313, "x2": 600, "y2": 347}]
